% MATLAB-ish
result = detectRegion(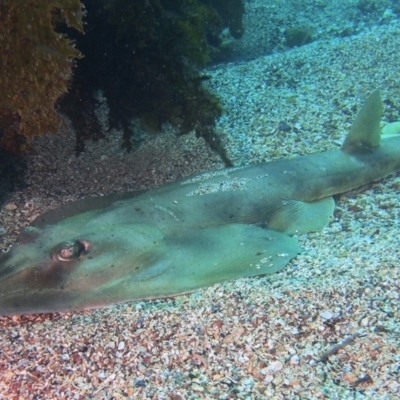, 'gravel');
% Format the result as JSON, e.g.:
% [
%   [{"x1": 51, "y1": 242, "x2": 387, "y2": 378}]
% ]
[{"x1": 1, "y1": 1, "x2": 400, "y2": 398}]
